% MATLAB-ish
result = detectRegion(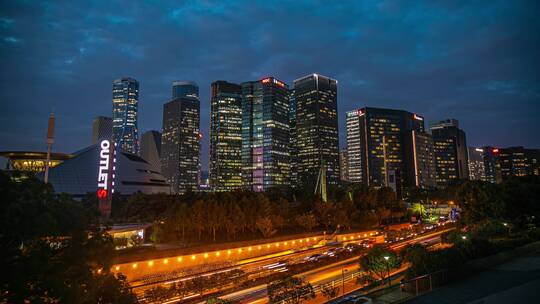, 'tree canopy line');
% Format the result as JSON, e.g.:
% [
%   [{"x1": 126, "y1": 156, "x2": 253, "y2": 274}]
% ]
[
  {"x1": 0, "y1": 172, "x2": 137, "y2": 303},
  {"x1": 105, "y1": 185, "x2": 407, "y2": 243}
]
